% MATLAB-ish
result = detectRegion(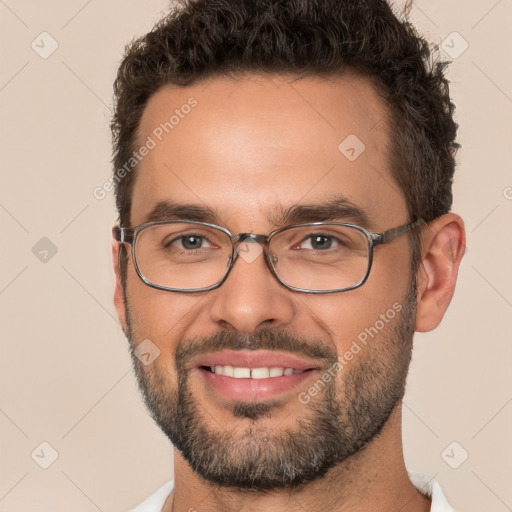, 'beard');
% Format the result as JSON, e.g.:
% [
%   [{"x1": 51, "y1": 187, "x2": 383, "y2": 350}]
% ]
[{"x1": 124, "y1": 283, "x2": 416, "y2": 491}]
